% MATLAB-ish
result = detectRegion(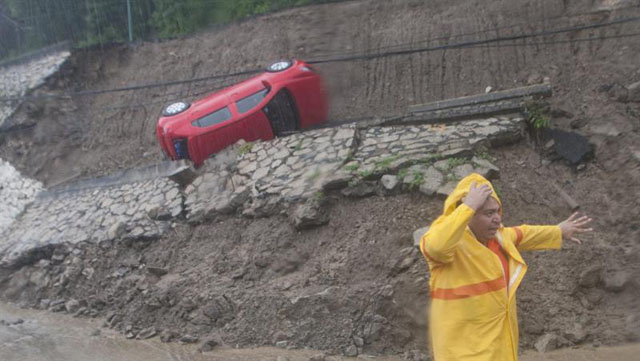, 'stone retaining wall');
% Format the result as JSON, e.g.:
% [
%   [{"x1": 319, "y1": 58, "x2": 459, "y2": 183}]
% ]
[
  {"x1": 0, "y1": 50, "x2": 71, "y2": 130},
  {"x1": 0, "y1": 116, "x2": 523, "y2": 268},
  {"x1": 0, "y1": 159, "x2": 43, "y2": 236}
]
